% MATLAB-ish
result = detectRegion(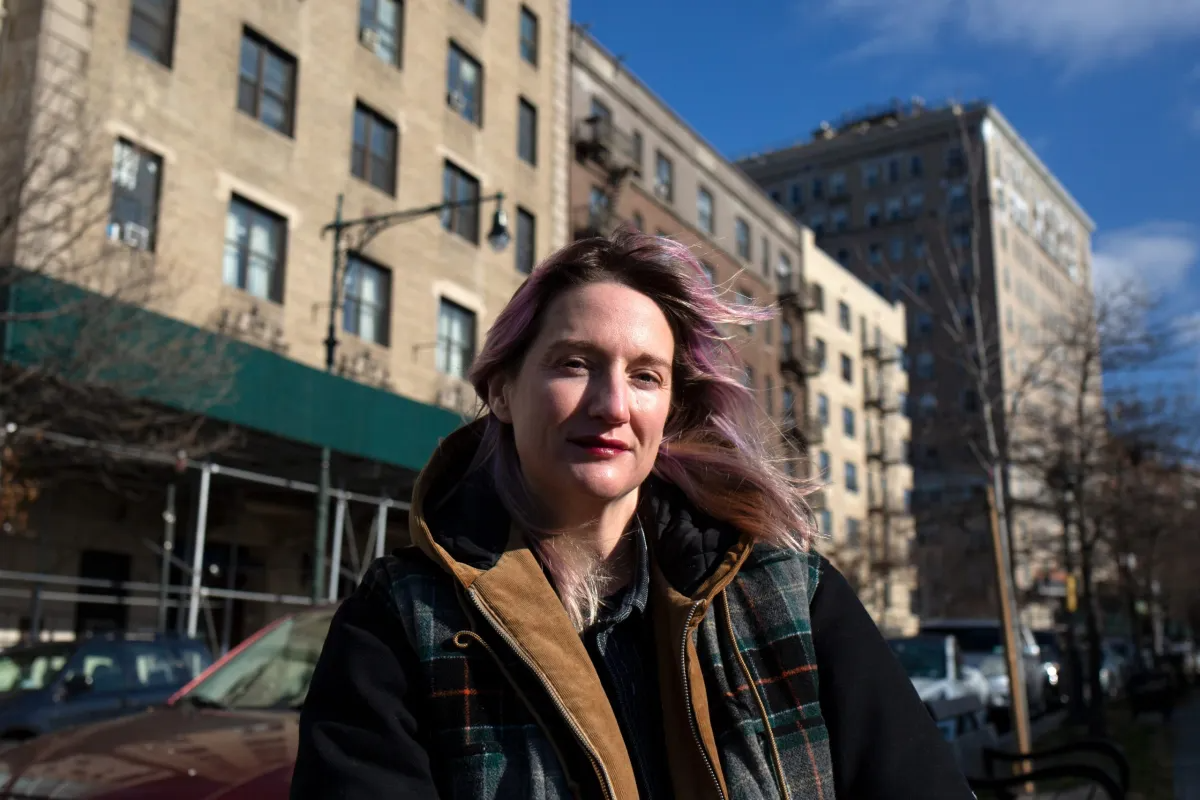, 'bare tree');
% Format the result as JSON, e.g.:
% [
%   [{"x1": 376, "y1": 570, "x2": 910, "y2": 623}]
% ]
[{"x1": 0, "y1": 11, "x2": 239, "y2": 526}]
